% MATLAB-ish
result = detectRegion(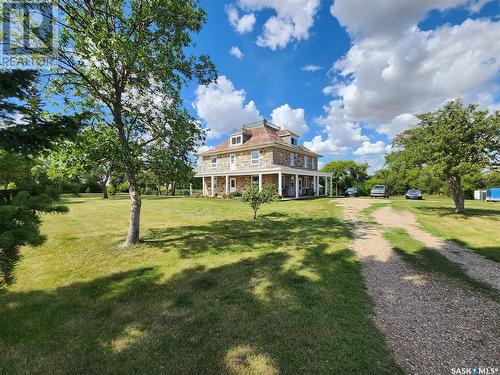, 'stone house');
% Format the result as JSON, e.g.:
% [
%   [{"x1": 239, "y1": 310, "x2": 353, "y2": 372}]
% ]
[{"x1": 195, "y1": 120, "x2": 332, "y2": 198}]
